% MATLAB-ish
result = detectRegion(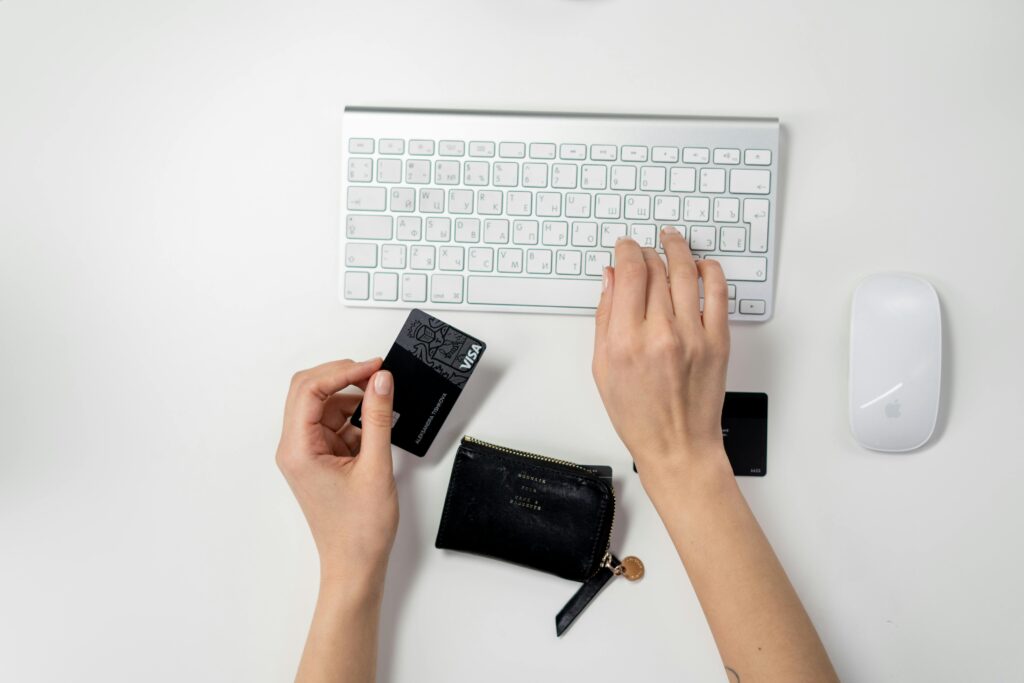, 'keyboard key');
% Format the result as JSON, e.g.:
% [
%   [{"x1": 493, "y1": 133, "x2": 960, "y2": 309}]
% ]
[
  {"x1": 551, "y1": 164, "x2": 578, "y2": 189},
  {"x1": 455, "y1": 218, "x2": 480, "y2": 243},
  {"x1": 345, "y1": 242, "x2": 377, "y2": 267},
  {"x1": 448, "y1": 189, "x2": 474, "y2": 214},
  {"x1": 477, "y1": 190, "x2": 503, "y2": 215},
  {"x1": 556, "y1": 250, "x2": 582, "y2": 275},
  {"x1": 381, "y1": 244, "x2": 407, "y2": 268},
  {"x1": 743, "y1": 198, "x2": 770, "y2": 252},
  {"x1": 469, "y1": 141, "x2": 495, "y2": 157},
  {"x1": 683, "y1": 147, "x2": 710, "y2": 163},
  {"x1": 493, "y1": 162, "x2": 519, "y2": 187},
  {"x1": 346, "y1": 215, "x2": 393, "y2": 240},
  {"x1": 347, "y1": 186, "x2": 386, "y2": 211},
  {"x1": 714, "y1": 197, "x2": 740, "y2": 223},
  {"x1": 417, "y1": 188, "x2": 443, "y2": 213},
  {"x1": 542, "y1": 221, "x2": 568, "y2": 246},
  {"x1": 653, "y1": 195, "x2": 680, "y2": 221},
  {"x1": 348, "y1": 158, "x2": 372, "y2": 182},
  {"x1": 439, "y1": 140, "x2": 465, "y2": 156},
  {"x1": 344, "y1": 271, "x2": 369, "y2": 299},
  {"x1": 527, "y1": 249, "x2": 552, "y2": 274},
  {"x1": 379, "y1": 138, "x2": 404, "y2": 154},
  {"x1": 536, "y1": 192, "x2": 562, "y2": 217},
  {"x1": 595, "y1": 194, "x2": 621, "y2": 219},
  {"x1": 720, "y1": 226, "x2": 746, "y2": 252},
  {"x1": 559, "y1": 144, "x2": 587, "y2": 160},
  {"x1": 584, "y1": 250, "x2": 611, "y2": 276},
  {"x1": 621, "y1": 145, "x2": 648, "y2": 162},
  {"x1": 468, "y1": 276, "x2": 602, "y2": 307},
  {"x1": 468, "y1": 247, "x2": 494, "y2": 272},
  {"x1": 435, "y1": 160, "x2": 460, "y2": 185},
  {"x1": 396, "y1": 216, "x2": 421, "y2": 240},
  {"x1": 713, "y1": 255, "x2": 768, "y2": 281},
  {"x1": 590, "y1": 144, "x2": 617, "y2": 161},
  {"x1": 730, "y1": 169, "x2": 771, "y2": 194},
  {"x1": 683, "y1": 196, "x2": 710, "y2": 221},
  {"x1": 401, "y1": 273, "x2": 427, "y2": 302},
  {"x1": 631, "y1": 224, "x2": 656, "y2": 247},
  {"x1": 349, "y1": 138, "x2": 373, "y2": 154},
  {"x1": 690, "y1": 226, "x2": 716, "y2": 251},
  {"x1": 377, "y1": 158, "x2": 402, "y2": 183},
  {"x1": 670, "y1": 167, "x2": 696, "y2": 192},
  {"x1": 624, "y1": 194, "x2": 650, "y2": 220},
  {"x1": 699, "y1": 168, "x2": 726, "y2": 193},
  {"x1": 728, "y1": 284, "x2": 736, "y2": 299},
  {"x1": 406, "y1": 160, "x2": 430, "y2": 184},
  {"x1": 409, "y1": 139, "x2": 434, "y2": 155},
  {"x1": 739, "y1": 299, "x2": 767, "y2": 315},
  {"x1": 713, "y1": 149, "x2": 741, "y2": 165},
  {"x1": 373, "y1": 272, "x2": 398, "y2": 301},
  {"x1": 652, "y1": 146, "x2": 679, "y2": 163},
  {"x1": 512, "y1": 220, "x2": 539, "y2": 245},
  {"x1": 581, "y1": 164, "x2": 608, "y2": 190},
  {"x1": 601, "y1": 223, "x2": 627, "y2": 247},
  {"x1": 464, "y1": 161, "x2": 490, "y2": 186},
  {"x1": 410, "y1": 245, "x2": 435, "y2": 269},
  {"x1": 439, "y1": 246, "x2": 465, "y2": 271},
  {"x1": 572, "y1": 222, "x2": 598, "y2": 247},
  {"x1": 425, "y1": 217, "x2": 451, "y2": 242},
  {"x1": 744, "y1": 149, "x2": 772, "y2": 165},
  {"x1": 565, "y1": 192, "x2": 591, "y2": 218},
  {"x1": 499, "y1": 142, "x2": 526, "y2": 158},
  {"x1": 431, "y1": 274, "x2": 464, "y2": 303},
  {"x1": 529, "y1": 143, "x2": 556, "y2": 159},
  {"x1": 498, "y1": 248, "x2": 524, "y2": 272},
  {"x1": 640, "y1": 166, "x2": 666, "y2": 191},
  {"x1": 522, "y1": 163, "x2": 549, "y2": 188},
  {"x1": 507, "y1": 191, "x2": 532, "y2": 216},
  {"x1": 484, "y1": 219, "x2": 509, "y2": 244},
  {"x1": 610, "y1": 165, "x2": 637, "y2": 190}
]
